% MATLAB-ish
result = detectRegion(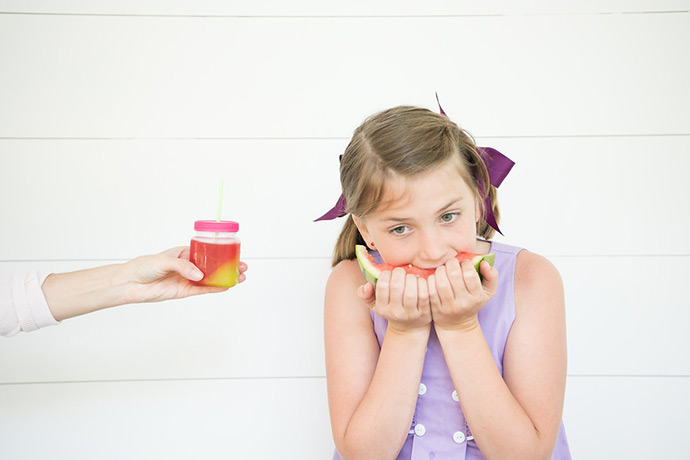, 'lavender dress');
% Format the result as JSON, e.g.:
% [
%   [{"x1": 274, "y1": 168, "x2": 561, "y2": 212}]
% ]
[{"x1": 333, "y1": 241, "x2": 571, "y2": 459}]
